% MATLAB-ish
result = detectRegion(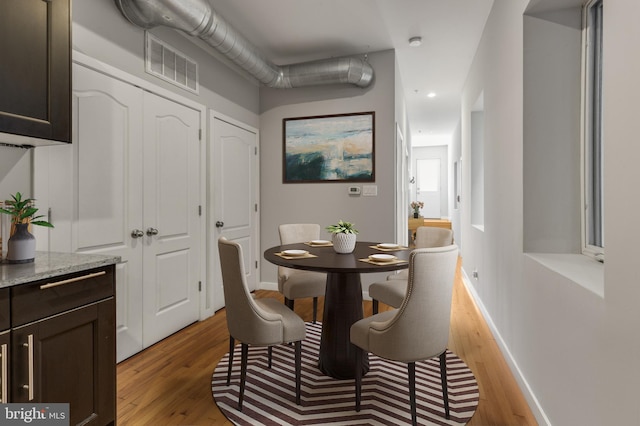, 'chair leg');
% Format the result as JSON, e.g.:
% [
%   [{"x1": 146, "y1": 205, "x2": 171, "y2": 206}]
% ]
[
  {"x1": 268, "y1": 346, "x2": 273, "y2": 368},
  {"x1": 408, "y1": 362, "x2": 417, "y2": 426},
  {"x1": 372, "y1": 299, "x2": 379, "y2": 314},
  {"x1": 227, "y1": 336, "x2": 235, "y2": 386},
  {"x1": 285, "y1": 297, "x2": 294, "y2": 311},
  {"x1": 295, "y1": 340, "x2": 302, "y2": 405},
  {"x1": 439, "y1": 351, "x2": 450, "y2": 419},
  {"x1": 312, "y1": 297, "x2": 318, "y2": 323},
  {"x1": 355, "y1": 346, "x2": 362, "y2": 411},
  {"x1": 238, "y1": 343, "x2": 249, "y2": 411}
]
